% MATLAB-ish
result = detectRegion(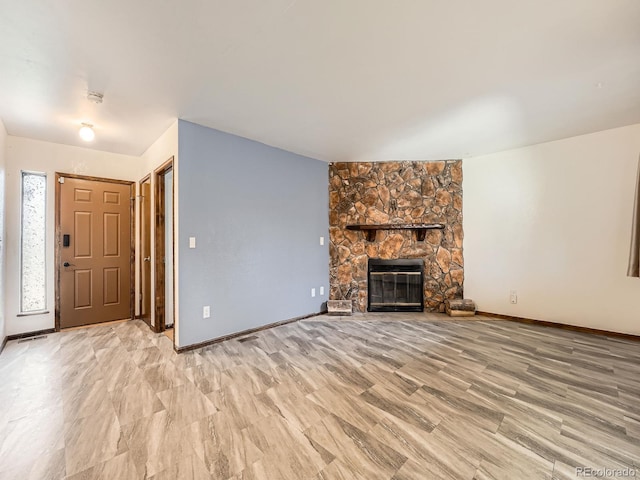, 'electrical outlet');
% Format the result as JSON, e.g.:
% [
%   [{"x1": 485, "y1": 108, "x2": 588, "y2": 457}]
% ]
[
  {"x1": 509, "y1": 290, "x2": 517, "y2": 304},
  {"x1": 319, "y1": 236, "x2": 325, "y2": 246},
  {"x1": 320, "y1": 286, "x2": 325, "y2": 295},
  {"x1": 311, "y1": 288, "x2": 316, "y2": 297},
  {"x1": 203, "y1": 305, "x2": 211, "y2": 318},
  {"x1": 189, "y1": 237, "x2": 196, "y2": 249}
]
